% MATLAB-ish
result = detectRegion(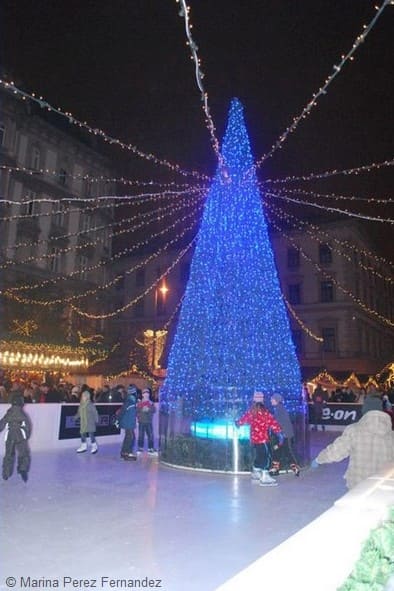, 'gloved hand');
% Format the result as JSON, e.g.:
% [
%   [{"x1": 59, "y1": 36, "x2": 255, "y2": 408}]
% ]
[{"x1": 310, "y1": 459, "x2": 320, "y2": 469}]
